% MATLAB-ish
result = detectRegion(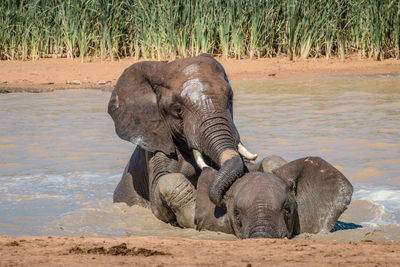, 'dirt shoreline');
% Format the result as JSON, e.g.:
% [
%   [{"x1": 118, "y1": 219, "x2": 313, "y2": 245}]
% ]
[
  {"x1": 0, "y1": 56, "x2": 399, "y2": 93},
  {"x1": 1, "y1": 235, "x2": 399, "y2": 266}
]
